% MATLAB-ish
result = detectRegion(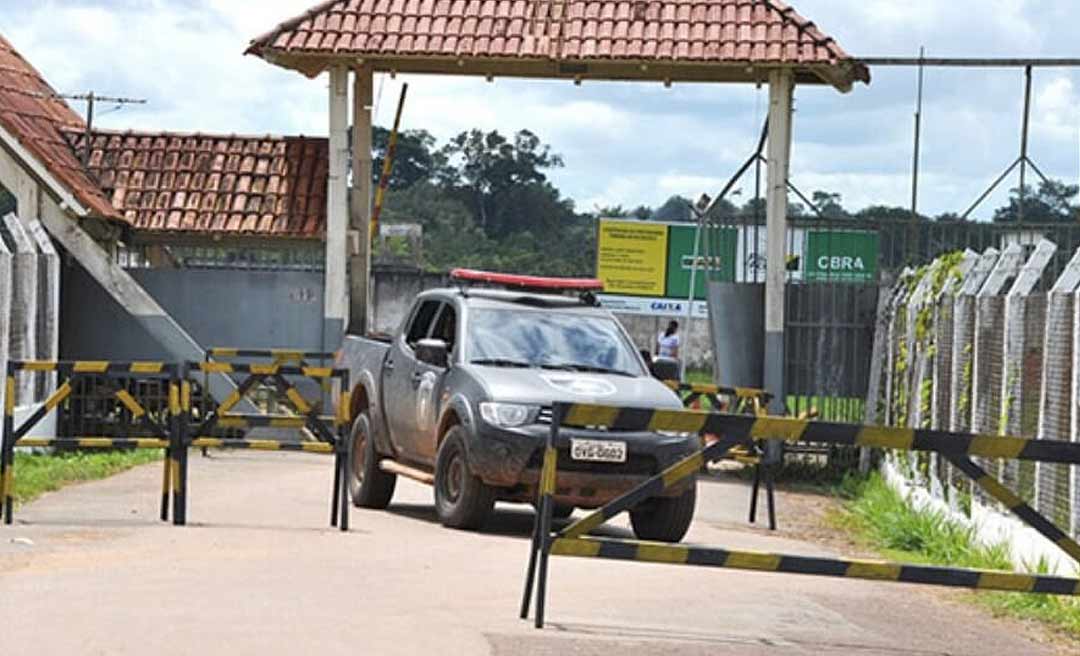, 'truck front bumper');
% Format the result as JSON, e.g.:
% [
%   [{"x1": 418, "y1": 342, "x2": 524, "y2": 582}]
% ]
[{"x1": 467, "y1": 422, "x2": 700, "y2": 508}]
